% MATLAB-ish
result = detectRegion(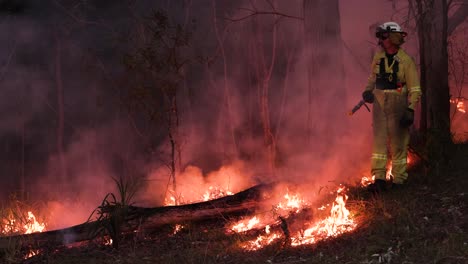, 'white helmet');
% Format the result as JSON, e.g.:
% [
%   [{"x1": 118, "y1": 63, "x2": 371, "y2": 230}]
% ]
[{"x1": 375, "y1": 21, "x2": 407, "y2": 38}]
